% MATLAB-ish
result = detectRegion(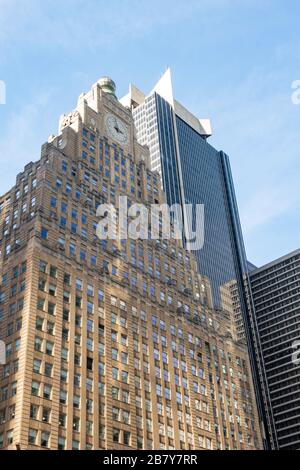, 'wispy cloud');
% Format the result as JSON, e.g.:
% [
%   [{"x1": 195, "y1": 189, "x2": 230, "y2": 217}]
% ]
[
  {"x1": 0, "y1": 0, "x2": 206, "y2": 51},
  {"x1": 193, "y1": 65, "x2": 300, "y2": 239},
  {"x1": 0, "y1": 0, "x2": 266, "y2": 53}
]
